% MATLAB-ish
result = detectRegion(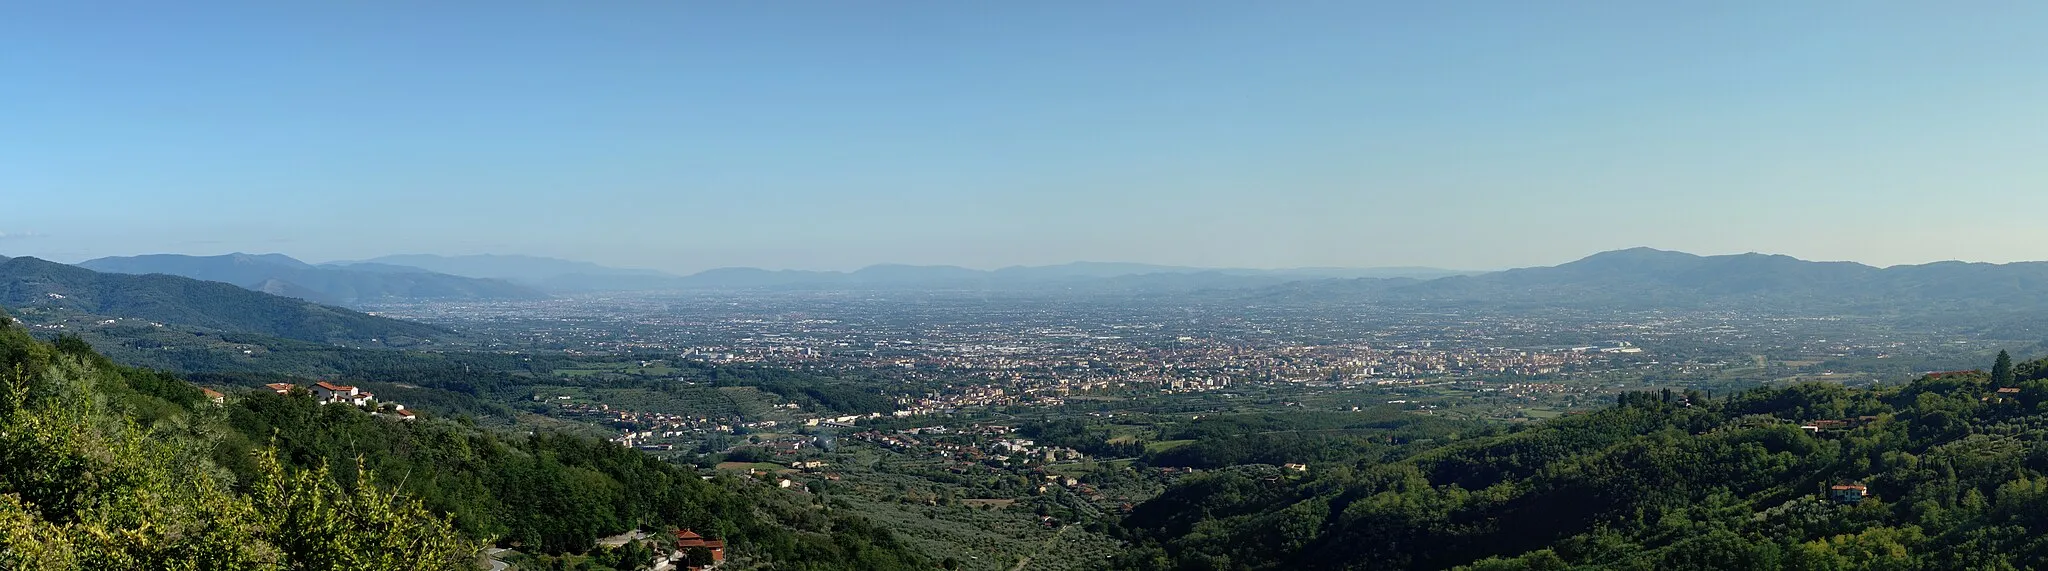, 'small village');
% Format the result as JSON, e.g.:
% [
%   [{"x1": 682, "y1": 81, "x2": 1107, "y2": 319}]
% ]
[{"x1": 258, "y1": 380, "x2": 417, "y2": 420}]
